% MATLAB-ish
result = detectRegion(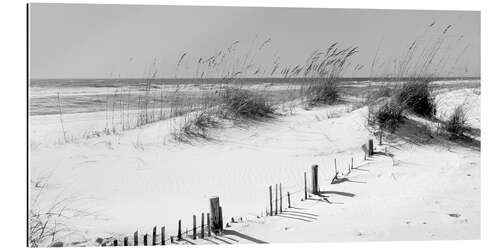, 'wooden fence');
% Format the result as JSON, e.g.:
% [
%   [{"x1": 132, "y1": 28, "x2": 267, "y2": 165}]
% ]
[{"x1": 104, "y1": 139, "x2": 374, "y2": 246}]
